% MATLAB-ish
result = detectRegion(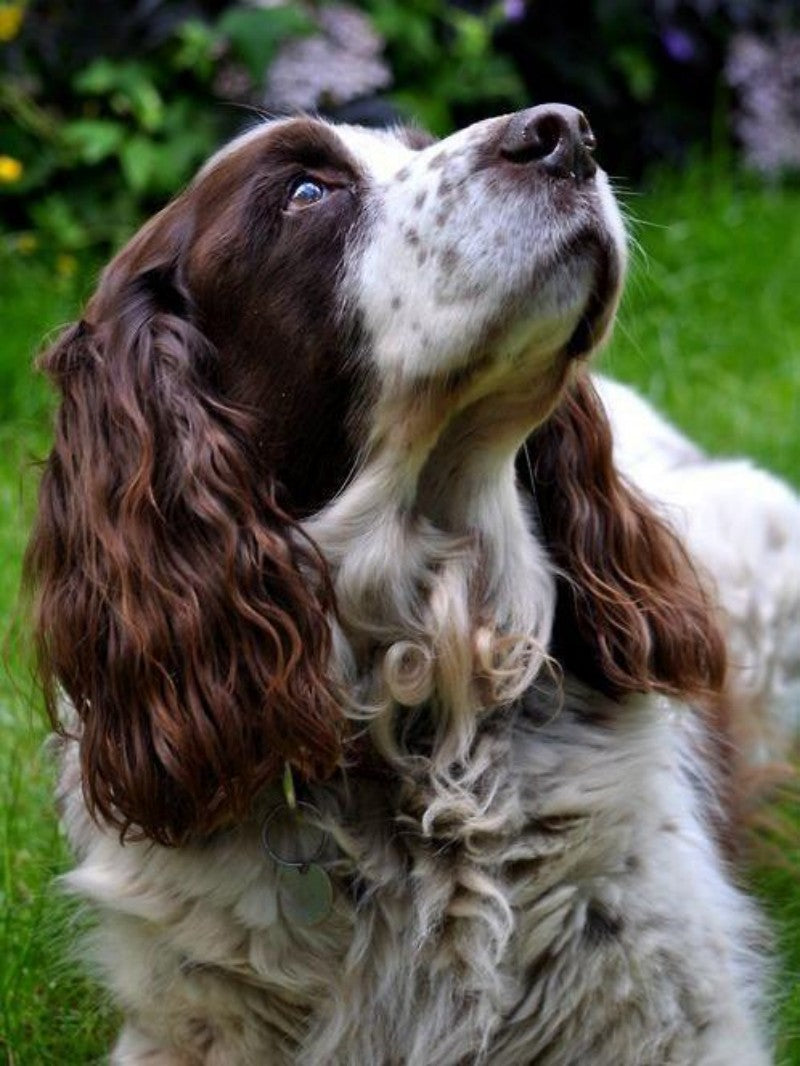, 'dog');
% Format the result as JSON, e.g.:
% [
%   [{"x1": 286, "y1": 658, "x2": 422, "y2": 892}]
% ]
[{"x1": 25, "y1": 108, "x2": 777, "y2": 1063}]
